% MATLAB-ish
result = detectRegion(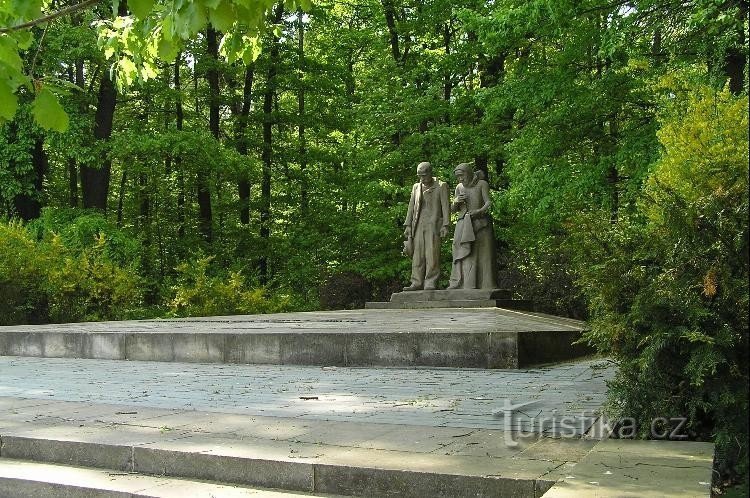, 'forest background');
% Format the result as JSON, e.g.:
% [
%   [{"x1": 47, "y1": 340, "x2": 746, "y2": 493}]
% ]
[{"x1": 1, "y1": 0, "x2": 748, "y2": 491}]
